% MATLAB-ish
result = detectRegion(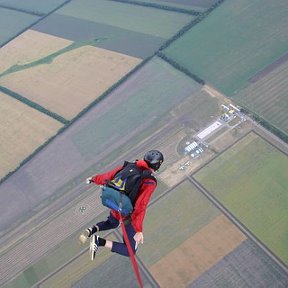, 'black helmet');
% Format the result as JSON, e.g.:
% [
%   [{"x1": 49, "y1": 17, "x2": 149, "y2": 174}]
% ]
[{"x1": 144, "y1": 150, "x2": 164, "y2": 171}]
